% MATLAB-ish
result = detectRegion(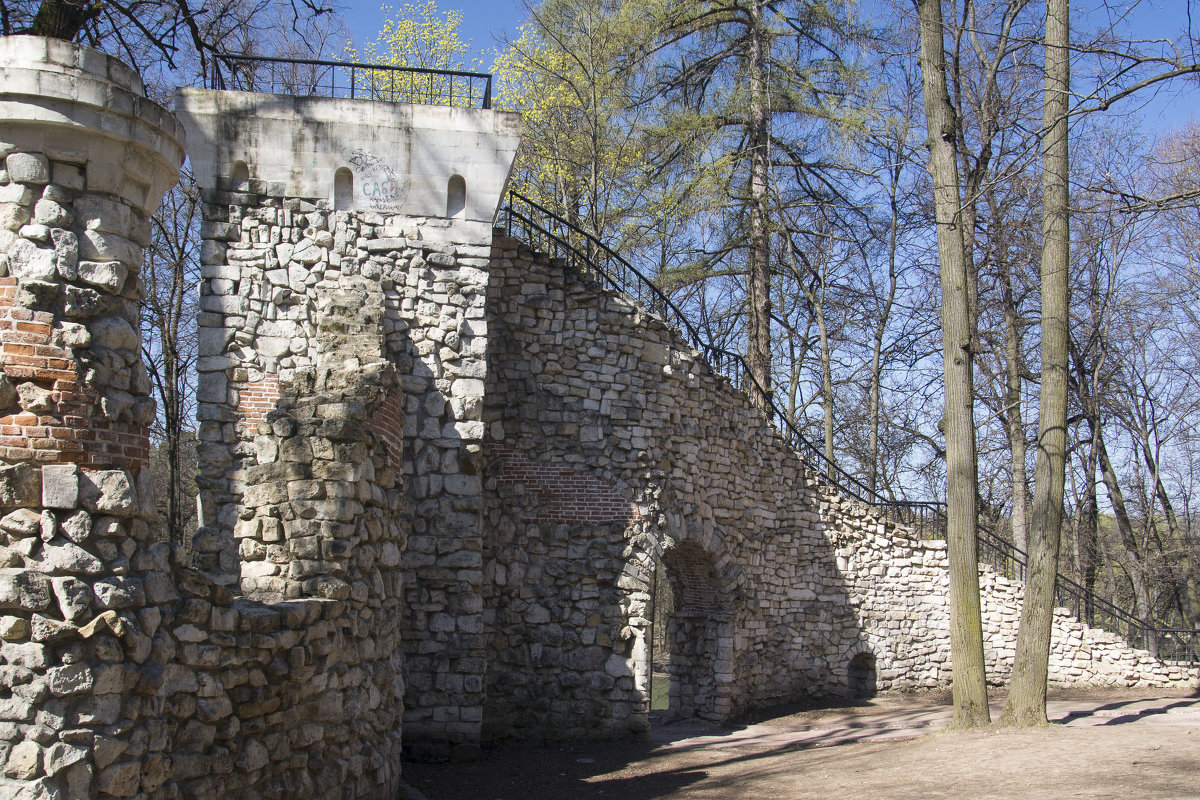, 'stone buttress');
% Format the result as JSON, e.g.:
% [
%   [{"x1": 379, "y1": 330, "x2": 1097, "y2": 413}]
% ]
[{"x1": 176, "y1": 88, "x2": 520, "y2": 760}]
